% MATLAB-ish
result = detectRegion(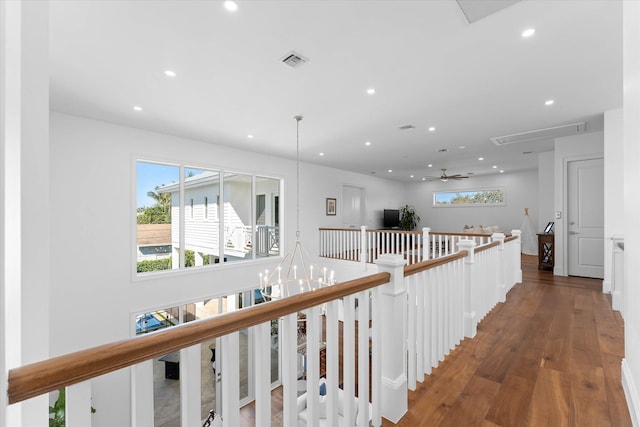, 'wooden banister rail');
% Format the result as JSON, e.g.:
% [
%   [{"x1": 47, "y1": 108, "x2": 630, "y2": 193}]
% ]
[
  {"x1": 404, "y1": 250, "x2": 468, "y2": 277},
  {"x1": 475, "y1": 240, "x2": 500, "y2": 253},
  {"x1": 8, "y1": 272, "x2": 390, "y2": 405}
]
